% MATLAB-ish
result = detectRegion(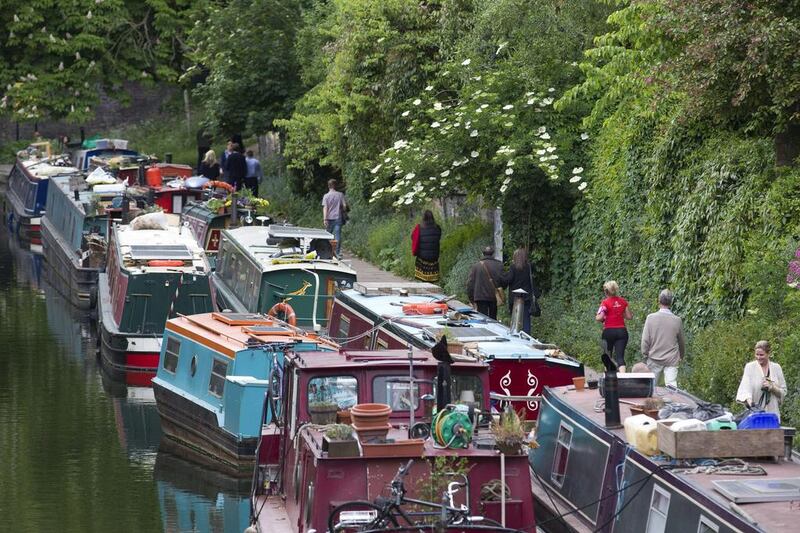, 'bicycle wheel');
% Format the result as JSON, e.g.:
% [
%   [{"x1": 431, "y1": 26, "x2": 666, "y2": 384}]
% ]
[
  {"x1": 267, "y1": 363, "x2": 283, "y2": 427},
  {"x1": 327, "y1": 501, "x2": 398, "y2": 532}
]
